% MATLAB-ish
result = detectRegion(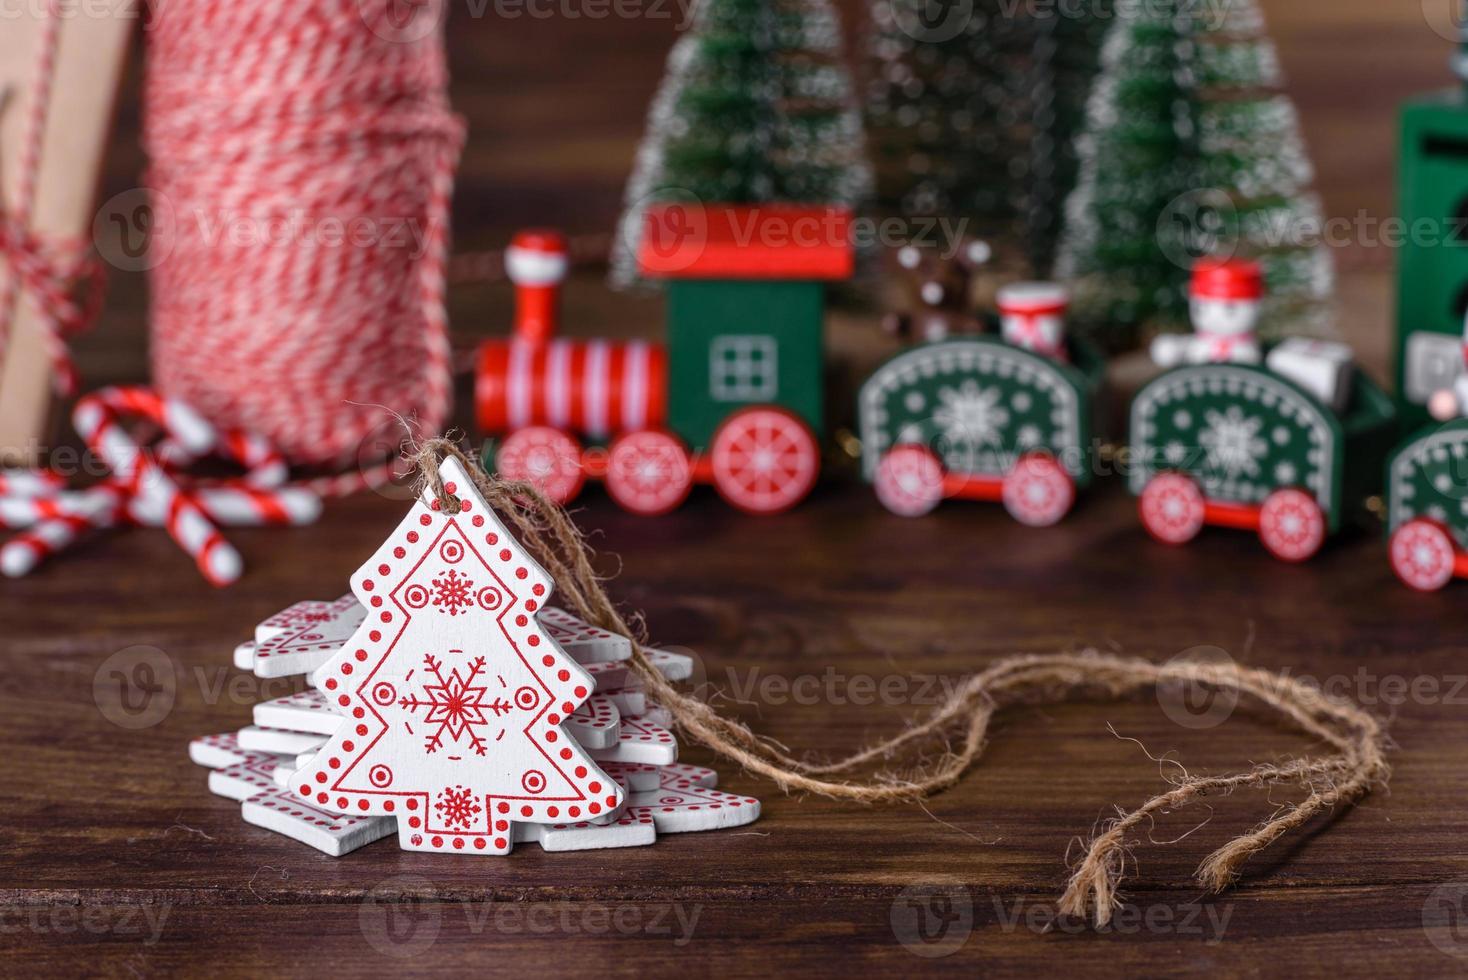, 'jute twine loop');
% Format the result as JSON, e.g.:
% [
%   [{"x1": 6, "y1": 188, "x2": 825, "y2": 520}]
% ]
[{"x1": 413, "y1": 437, "x2": 1389, "y2": 928}]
